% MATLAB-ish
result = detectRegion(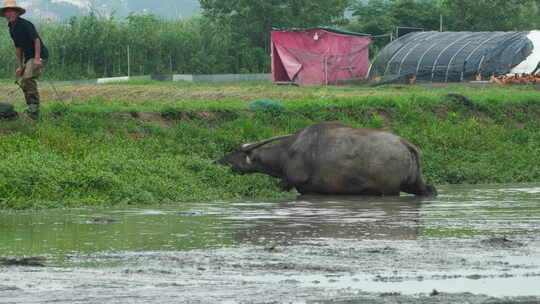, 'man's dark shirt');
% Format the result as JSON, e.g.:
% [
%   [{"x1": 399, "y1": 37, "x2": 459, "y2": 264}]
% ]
[{"x1": 8, "y1": 17, "x2": 49, "y2": 62}]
